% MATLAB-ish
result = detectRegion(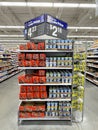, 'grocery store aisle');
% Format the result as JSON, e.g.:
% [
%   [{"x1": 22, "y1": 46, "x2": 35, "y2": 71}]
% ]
[{"x1": 0, "y1": 76, "x2": 98, "y2": 130}]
